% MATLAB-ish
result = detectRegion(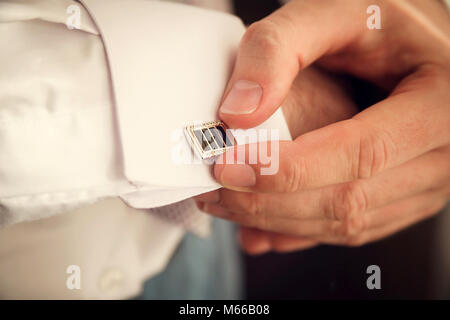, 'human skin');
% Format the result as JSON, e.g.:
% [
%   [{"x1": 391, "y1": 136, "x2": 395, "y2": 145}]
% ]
[{"x1": 195, "y1": 0, "x2": 450, "y2": 254}]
